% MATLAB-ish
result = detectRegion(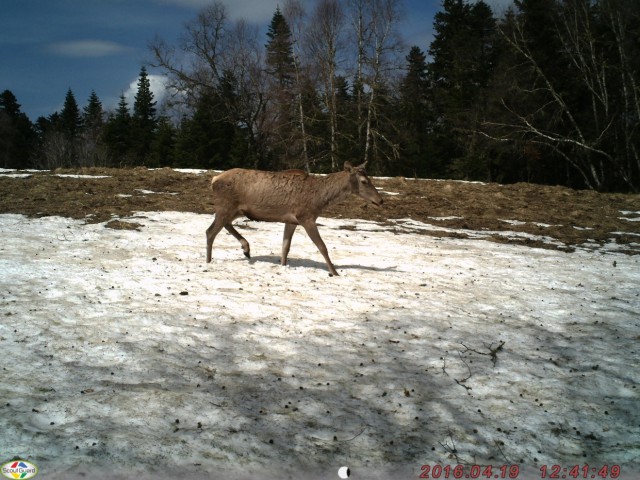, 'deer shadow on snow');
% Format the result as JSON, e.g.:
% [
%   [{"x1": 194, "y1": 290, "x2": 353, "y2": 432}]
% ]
[{"x1": 247, "y1": 254, "x2": 398, "y2": 274}]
